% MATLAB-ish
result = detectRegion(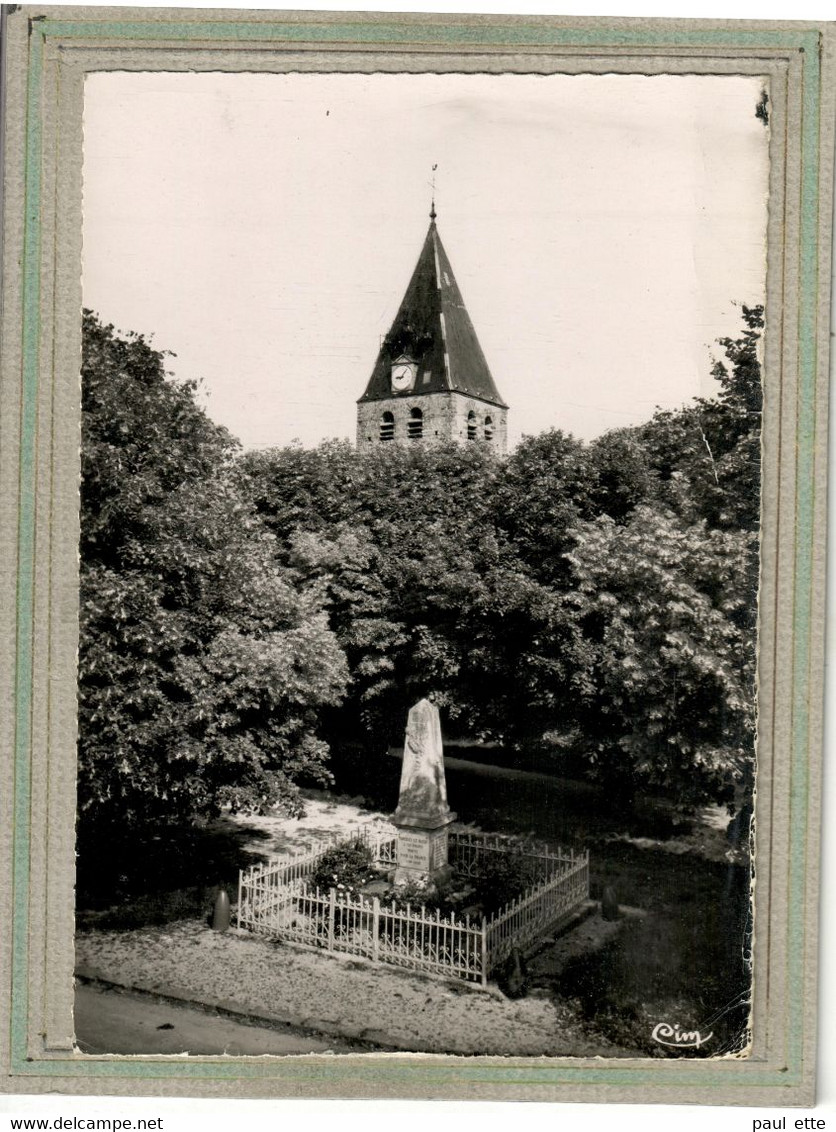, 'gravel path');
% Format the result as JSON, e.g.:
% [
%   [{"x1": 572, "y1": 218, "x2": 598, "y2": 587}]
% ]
[{"x1": 75, "y1": 919, "x2": 629, "y2": 1057}]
